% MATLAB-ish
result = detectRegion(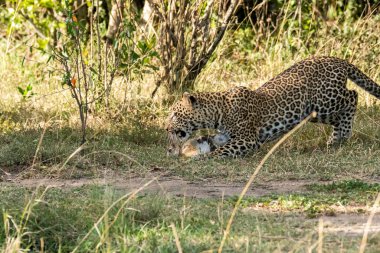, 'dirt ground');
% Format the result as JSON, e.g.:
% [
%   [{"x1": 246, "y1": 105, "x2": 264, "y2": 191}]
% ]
[
  {"x1": 1, "y1": 172, "x2": 380, "y2": 236},
  {"x1": 1, "y1": 172, "x2": 314, "y2": 198}
]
